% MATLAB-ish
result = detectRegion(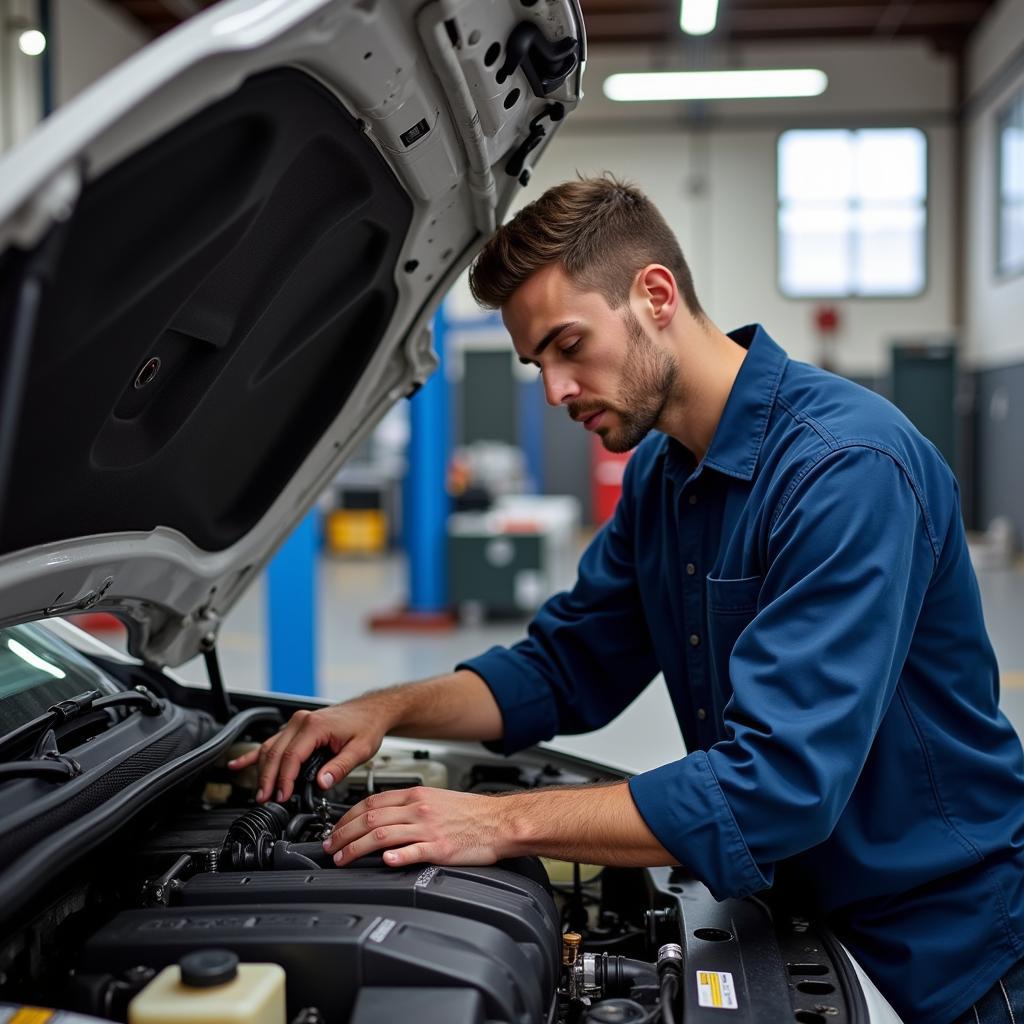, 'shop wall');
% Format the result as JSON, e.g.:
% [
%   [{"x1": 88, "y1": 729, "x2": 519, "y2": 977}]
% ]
[
  {"x1": 52, "y1": 0, "x2": 148, "y2": 106},
  {"x1": 0, "y1": 0, "x2": 44, "y2": 151}
]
